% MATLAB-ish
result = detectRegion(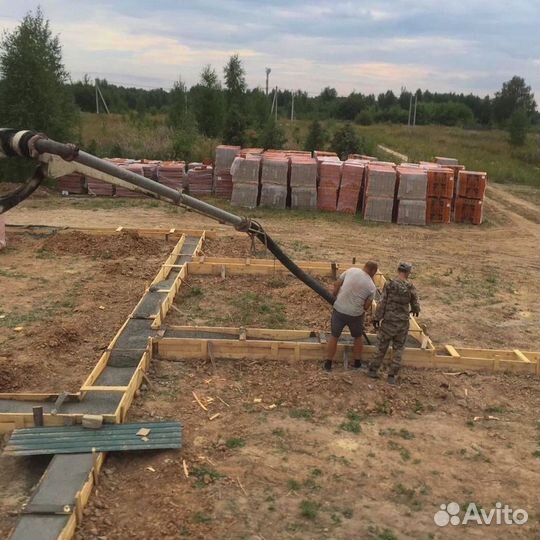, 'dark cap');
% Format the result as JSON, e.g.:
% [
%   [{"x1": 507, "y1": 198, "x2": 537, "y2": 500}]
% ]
[{"x1": 398, "y1": 262, "x2": 412, "y2": 273}]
